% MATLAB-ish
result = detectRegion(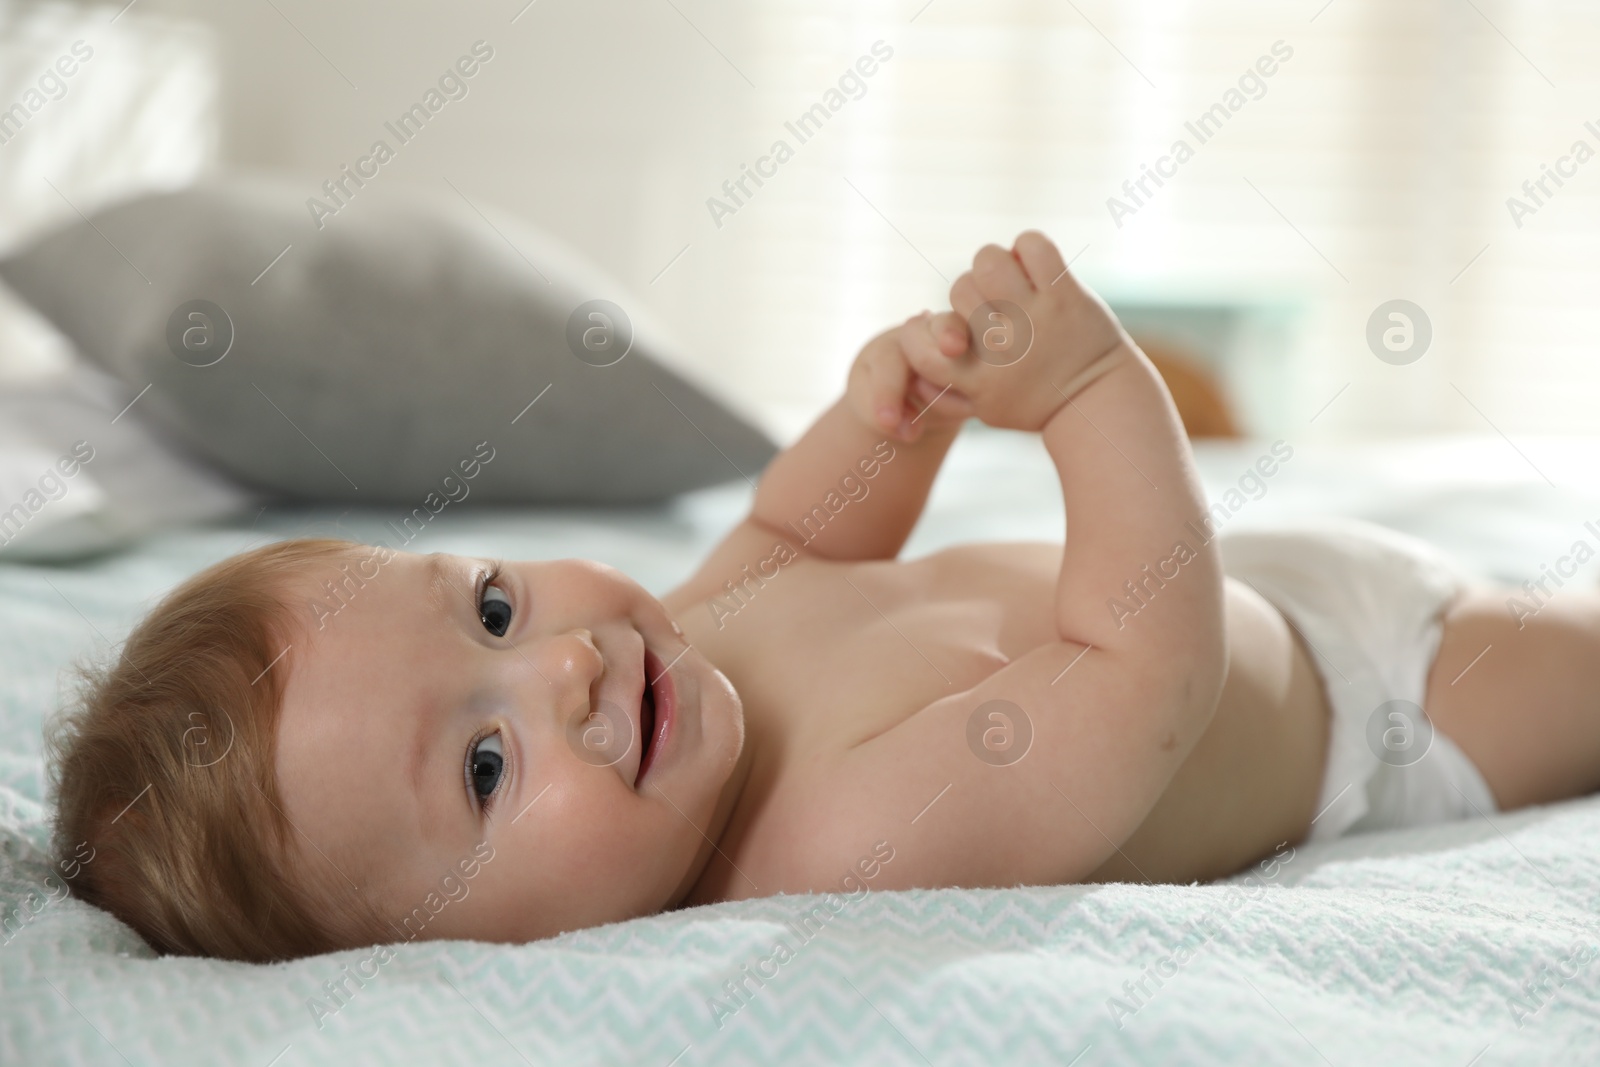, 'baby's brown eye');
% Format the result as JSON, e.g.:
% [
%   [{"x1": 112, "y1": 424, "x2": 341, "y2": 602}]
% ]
[{"x1": 479, "y1": 584, "x2": 513, "y2": 637}]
